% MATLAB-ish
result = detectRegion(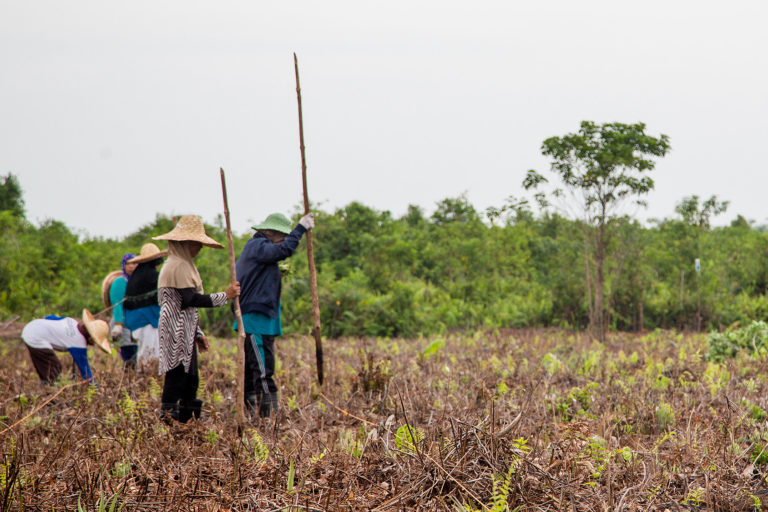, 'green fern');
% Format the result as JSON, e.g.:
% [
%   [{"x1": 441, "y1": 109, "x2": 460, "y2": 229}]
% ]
[
  {"x1": 244, "y1": 429, "x2": 269, "y2": 463},
  {"x1": 491, "y1": 461, "x2": 516, "y2": 511},
  {"x1": 77, "y1": 492, "x2": 124, "y2": 512},
  {"x1": 453, "y1": 459, "x2": 520, "y2": 512},
  {"x1": 395, "y1": 423, "x2": 425, "y2": 455}
]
